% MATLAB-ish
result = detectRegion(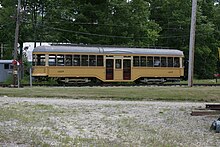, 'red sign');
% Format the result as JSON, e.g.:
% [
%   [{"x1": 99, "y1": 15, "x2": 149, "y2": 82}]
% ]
[
  {"x1": 12, "y1": 60, "x2": 21, "y2": 65},
  {"x1": 214, "y1": 74, "x2": 220, "y2": 78},
  {"x1": 12, "y1": 60, "x2": 17, "y2": 65}
]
